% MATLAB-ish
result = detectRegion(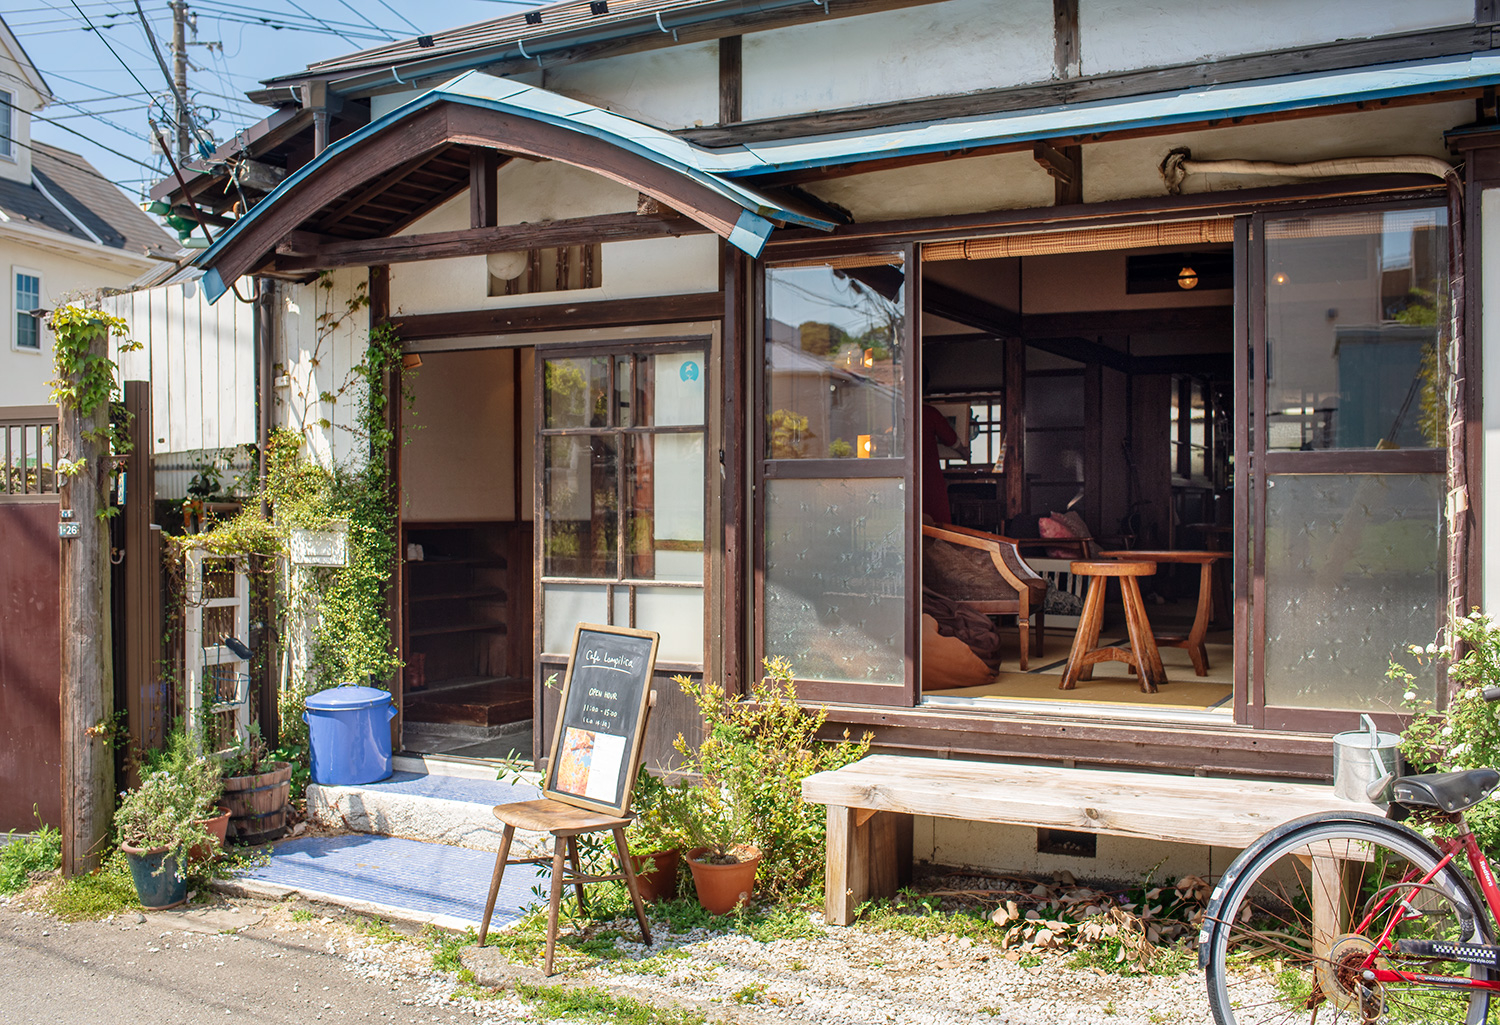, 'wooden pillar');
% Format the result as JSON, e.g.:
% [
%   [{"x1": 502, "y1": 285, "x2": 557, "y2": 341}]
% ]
[
  {"x1": 122, "y1": 381, "x2": 162, "y2": 783},
  {"x1": 58, "y1": 320, "x2": 115, "y2": 876},
  {"x1": 1003, "y1": 338, "x2": 1027, "y2": 520},
  {"x1": 718, "y1": 36, "x2": 742, "y2": 126}
]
